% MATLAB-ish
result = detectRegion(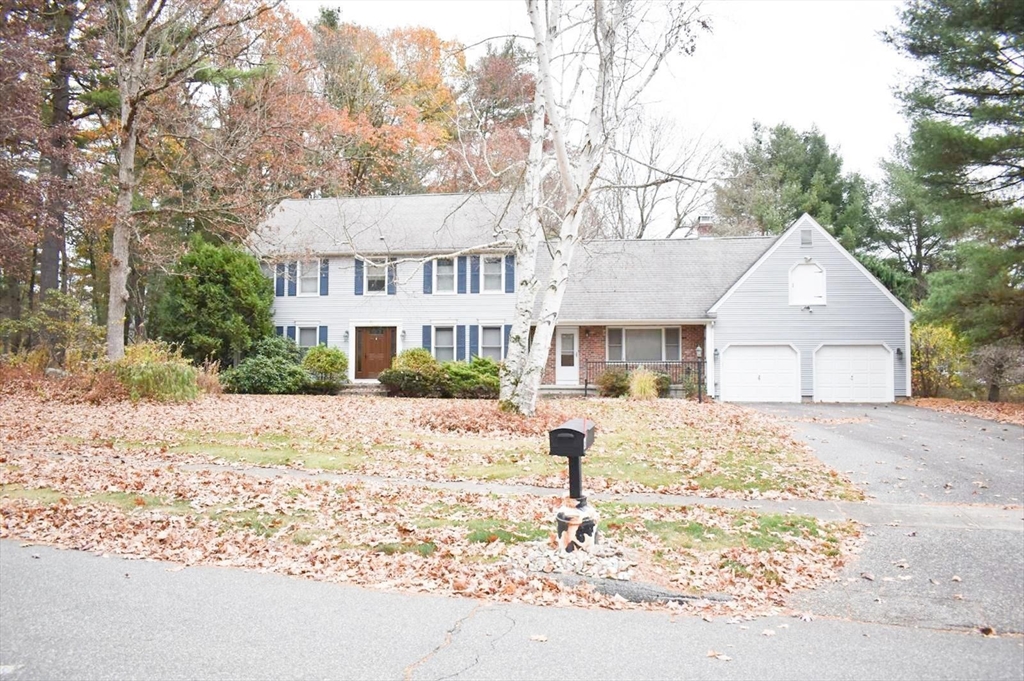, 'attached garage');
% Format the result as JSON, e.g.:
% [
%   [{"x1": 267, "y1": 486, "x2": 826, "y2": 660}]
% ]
[
  {"x1": 720, "y1": 345, "x2": 800, "y2": 402},
  {"x1": 814, "y1": 344, "x2": 893, "y2": 403}
]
